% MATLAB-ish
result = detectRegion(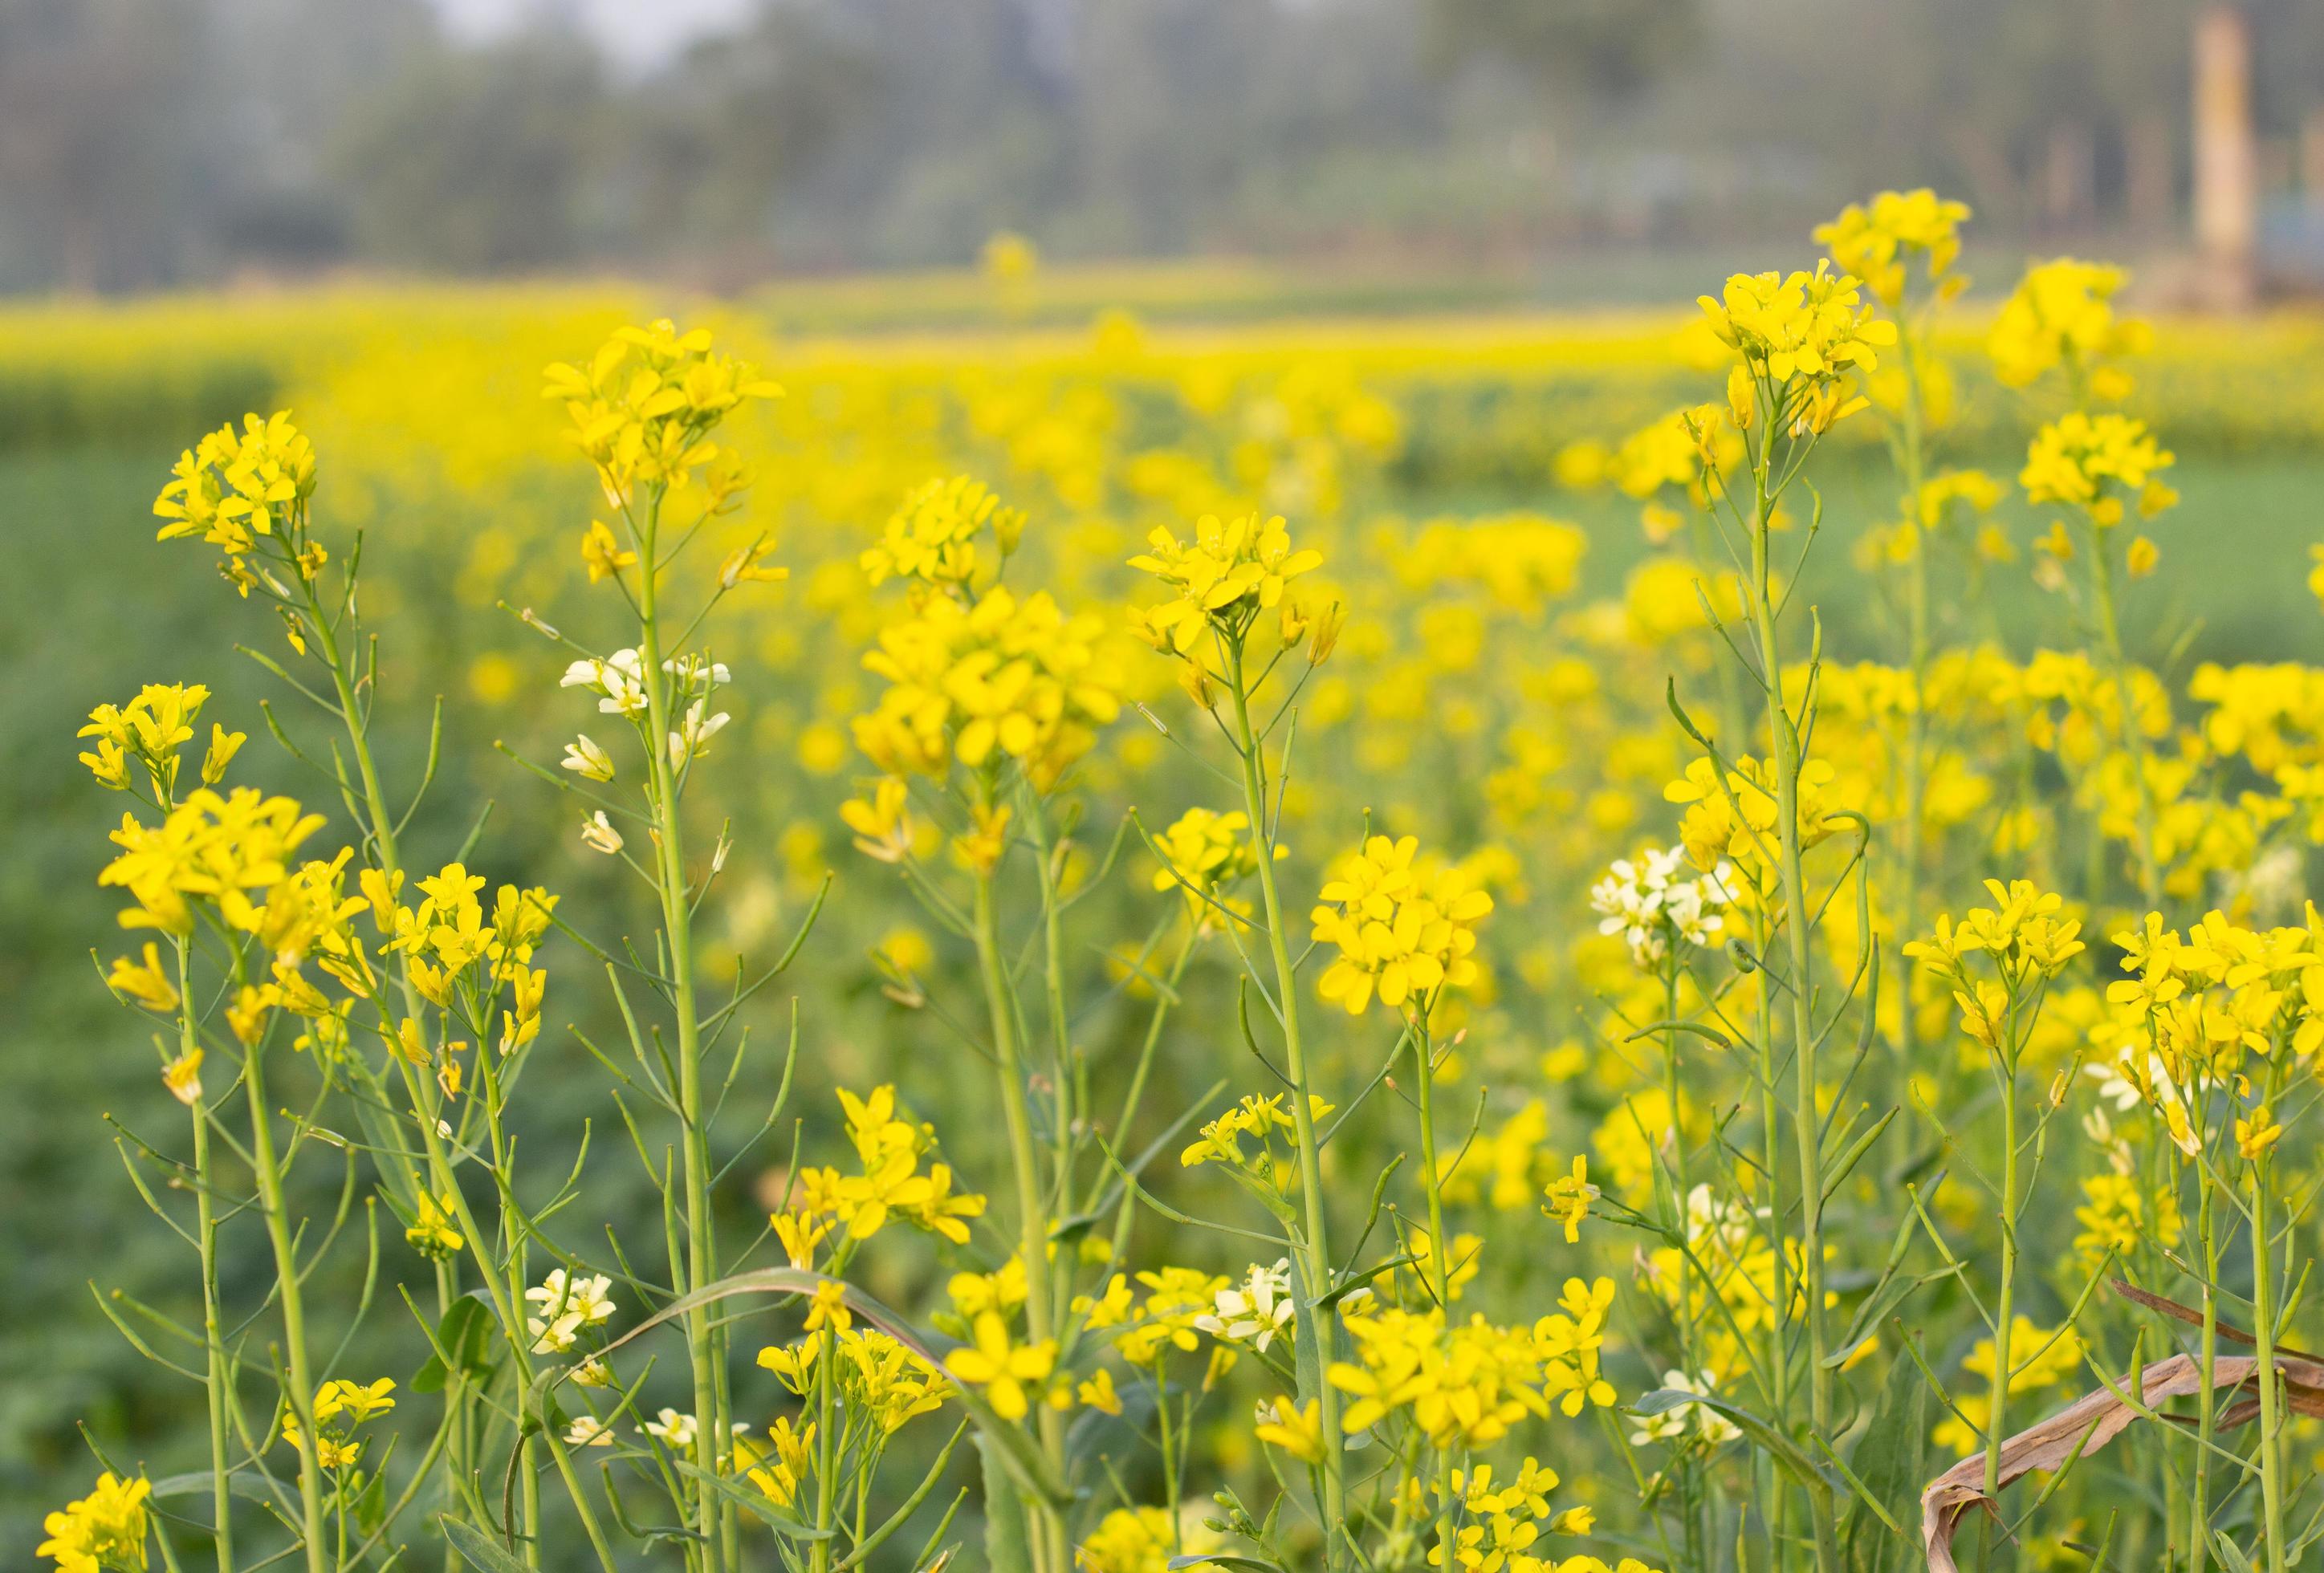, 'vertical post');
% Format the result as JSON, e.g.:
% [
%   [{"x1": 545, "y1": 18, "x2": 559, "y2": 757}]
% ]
[{"x1": 2193, "y1": 5, "x2": 2258, "y2": 307}]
